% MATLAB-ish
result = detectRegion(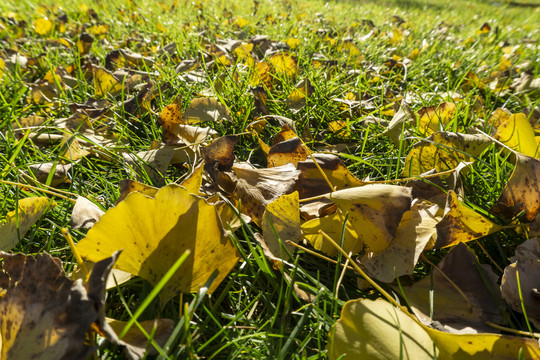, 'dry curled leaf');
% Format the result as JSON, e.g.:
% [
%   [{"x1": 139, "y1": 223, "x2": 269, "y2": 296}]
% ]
[
  {"x1": 267, "y1": 137, "x2": 309, "y2": 167},
  {"x1": 71, "y1": 196, "x2": 104, "y2": 230}
]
